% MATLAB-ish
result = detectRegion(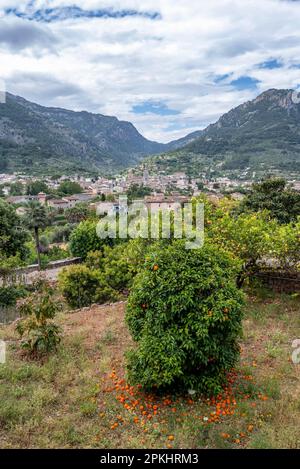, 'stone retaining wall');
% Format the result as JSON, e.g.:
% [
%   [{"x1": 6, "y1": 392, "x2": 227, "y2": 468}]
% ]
[
  {"x1": 254, "y1": 270, "x2": 300, "y2": 293},
  {"x1": 16, "y1": 257, "x2": 82, "y2": 274}
]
